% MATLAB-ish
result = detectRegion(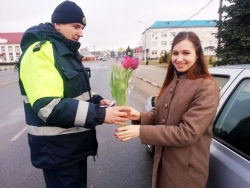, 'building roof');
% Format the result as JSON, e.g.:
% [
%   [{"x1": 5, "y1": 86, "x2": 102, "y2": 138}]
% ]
[
  {"x1": 0, "y1": 33, "x2": 23, "y2": 44},
  {"x1": 150, "y1": 20, "x2": 217, "y2": 29}
]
